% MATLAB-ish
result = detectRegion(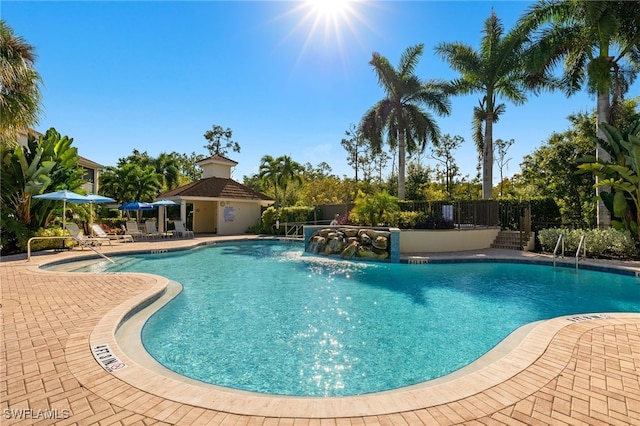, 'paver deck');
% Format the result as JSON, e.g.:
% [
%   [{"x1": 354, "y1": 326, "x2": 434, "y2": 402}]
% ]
[{"x1": 2, "y1": 235, "x2": 640, "y2": 425}]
